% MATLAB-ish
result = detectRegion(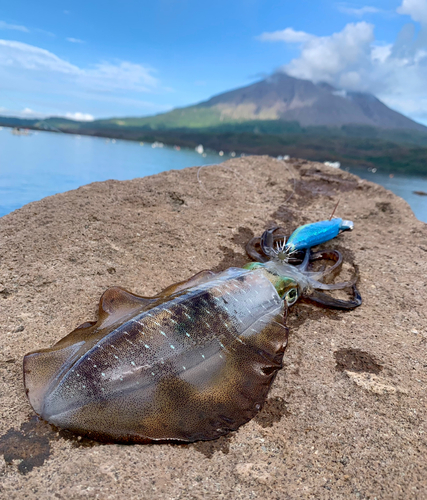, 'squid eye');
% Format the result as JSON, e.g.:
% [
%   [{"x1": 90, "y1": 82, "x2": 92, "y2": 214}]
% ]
[{"x1": 285, "y1": 288, "x2": 298, "y2": 306}]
